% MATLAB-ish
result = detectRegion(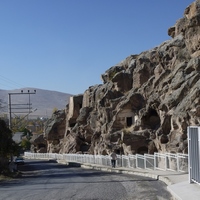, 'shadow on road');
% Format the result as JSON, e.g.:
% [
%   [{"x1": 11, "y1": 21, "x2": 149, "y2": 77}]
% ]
[
  {"x1": 17, "y1": 159, "x2": 158, "y2": 181},
  {"x1": 0, "y1": 159, "x2": 172, "y2": 200},
  {"x1": 17, "y1": 159, "x2": 69, "y2": 172},
  {"x1": 0, "y1": 159, "x2": 158, "y2": 189}
]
